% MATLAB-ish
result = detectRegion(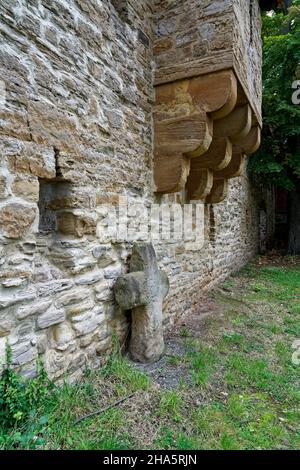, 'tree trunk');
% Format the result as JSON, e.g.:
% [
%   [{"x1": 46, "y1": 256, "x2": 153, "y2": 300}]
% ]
[{"x1": 287, "y1": 181, "x2": 300, "y2": 255}]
